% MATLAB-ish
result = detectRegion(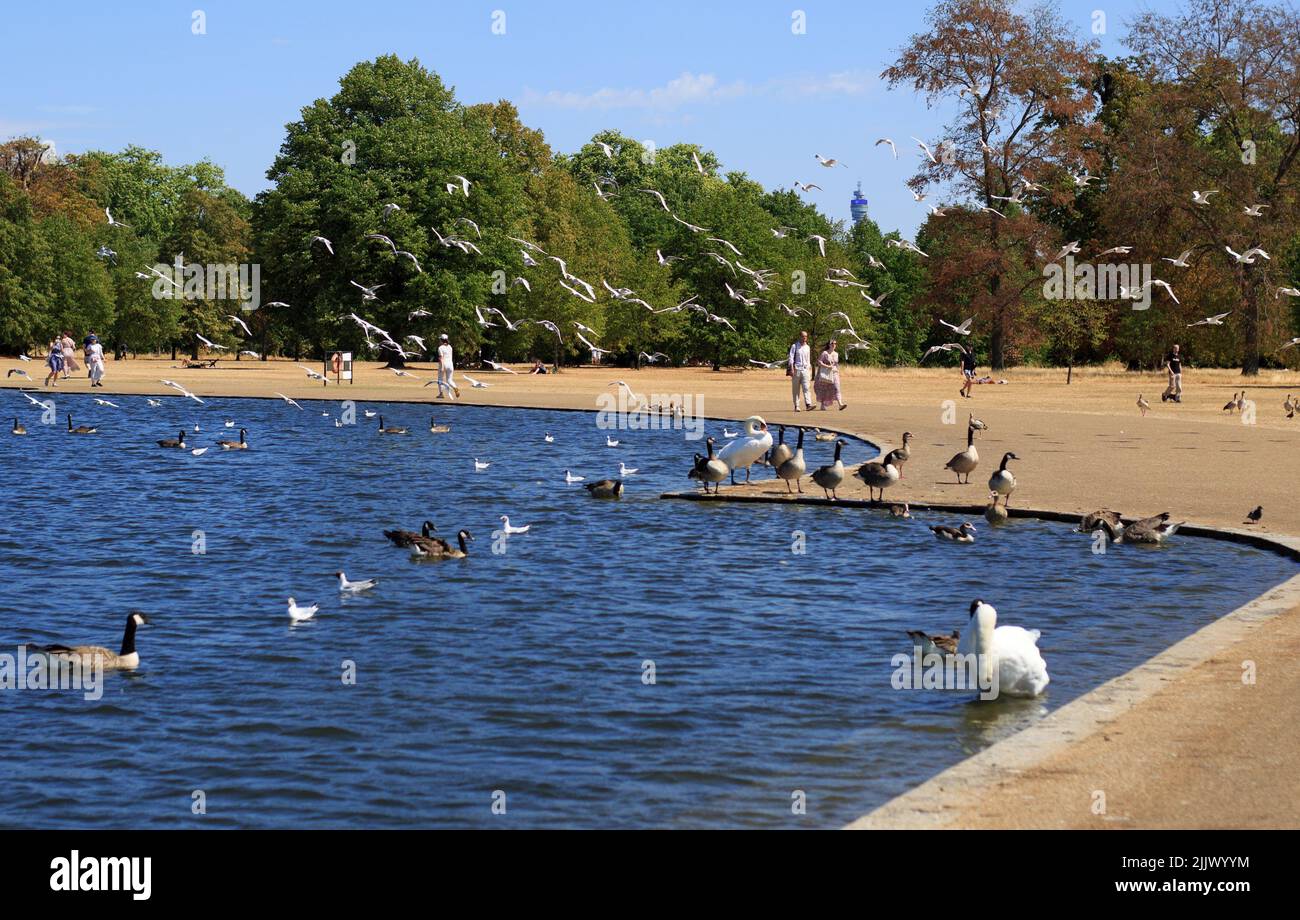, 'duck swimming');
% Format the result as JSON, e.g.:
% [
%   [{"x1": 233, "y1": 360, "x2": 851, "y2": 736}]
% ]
[{"x1": 930, "y1": 521, "x2": 977, "y2": 543}]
